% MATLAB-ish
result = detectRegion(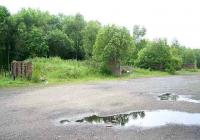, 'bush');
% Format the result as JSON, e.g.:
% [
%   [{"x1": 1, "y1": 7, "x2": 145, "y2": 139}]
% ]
[
  {"x1": 165, "y1": 56, "x2": 182, "y2": 74},
  {"x1": 135, "y1": 39, "x2": 172, "y2": 71},
  {"x1": 32, "y1": 62, "x2": 46, "y2": 83},
  {"x1": 135, "y1": 39, "x2": 184, "y2": 74}
]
